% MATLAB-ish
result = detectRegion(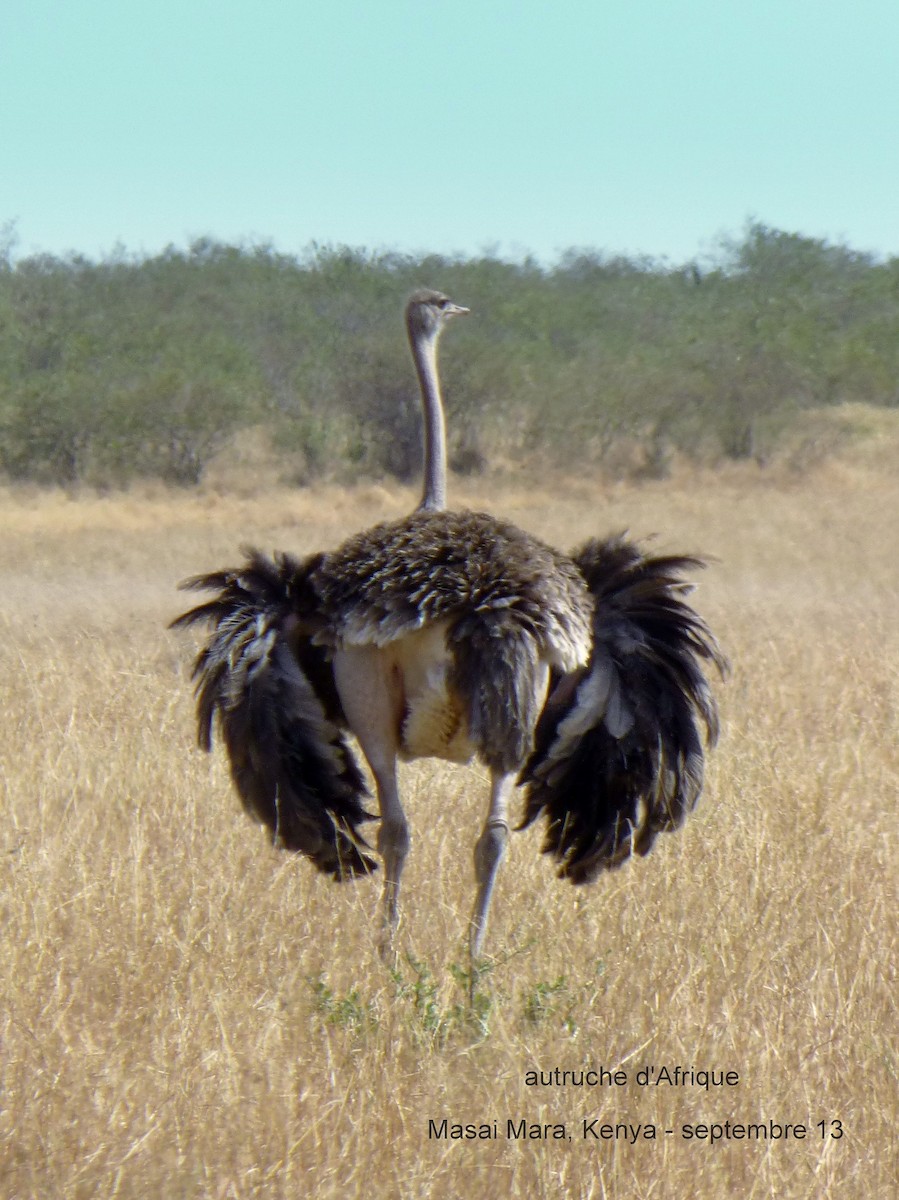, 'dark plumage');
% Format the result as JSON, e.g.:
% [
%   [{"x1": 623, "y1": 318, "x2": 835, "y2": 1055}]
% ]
[
  {"x1": 519, "y1": 535, "x2": 727, "y2": 882},
  {"x1": 172, "y1": 551, "x2": 377, "y2": 879}
]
